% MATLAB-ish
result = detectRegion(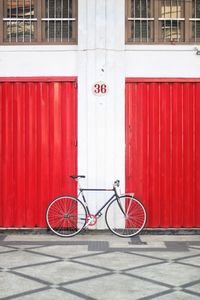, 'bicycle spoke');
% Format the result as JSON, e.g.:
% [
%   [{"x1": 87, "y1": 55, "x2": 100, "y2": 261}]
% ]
[
  {"x1": 46, "y1": 197, "x2": 87, "y2": 237},
  {"x1": 105, "y1": 196, "x2": 146, "y2": 237}
]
